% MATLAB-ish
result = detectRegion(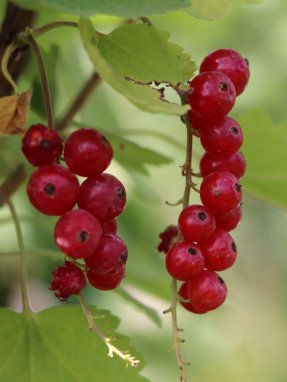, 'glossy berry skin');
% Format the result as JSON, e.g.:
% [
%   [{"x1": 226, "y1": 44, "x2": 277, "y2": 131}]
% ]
[
  {"x1": 200, "y1": 229, "x2": 237, "y2": 271},
  {"x1": 186, "y1": 270, "x2": 227, "y2": 311},
  {"x1": 187, "y1": 110, "x2": 211, "y2": 131},
  {"x1": 200, "y1": 151, "x2": 246, "y2": 179},
  {"x1": 50, "y1": 261, "x2": 86, "y2": 300},
  {"x1": 178, "y1": 282, "x2": 207, "y2": 314},
  {"x1": 64, "y1": 128, "x2": 113, "y2": 177},
  {"x1": 200, "y1": 117, "x2": 243, "y2": 158},
  {"x1": 22, "y1": 124, "x2": 63, "y2": 166},
  {"x1": 27, "y1": 164, "x2": 80, "y2": 215},
  {"x1": 200, "y1": 49, "x2": 250, "y2": 96},
  {"x1": 85, "y1": 234, "x2": 128, "y2": 276},
  {"x1": 87, "y1": 267, "x2": 125, "y2": 291},
  {"x1": 102, "y1": 219, "x2": 117, "y2": 235},
  {"x1": 178, "y1": 205, "x2": 216, "y2": 243},
  {"x1": 165, "y1": 241, "x2": 205, "y2": 281},
  {"x1": 214, "y1": 205, "x2": 242, "y2": 232},
  {"x1": 157, "y1": 225, "x2": 179, "y2": 254},
  {"x1": 78, "y1": 174, "x2": 126, "y2": 223},
  {"x1": 200, "y1": 171, "x2": 242, "y2": 213},
  {"x1": 54, "y1": 209, "x2": 102, "y2": 259},
  {"x1": 188, "y1": 71, "x2": 236, "y2": 119}
]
